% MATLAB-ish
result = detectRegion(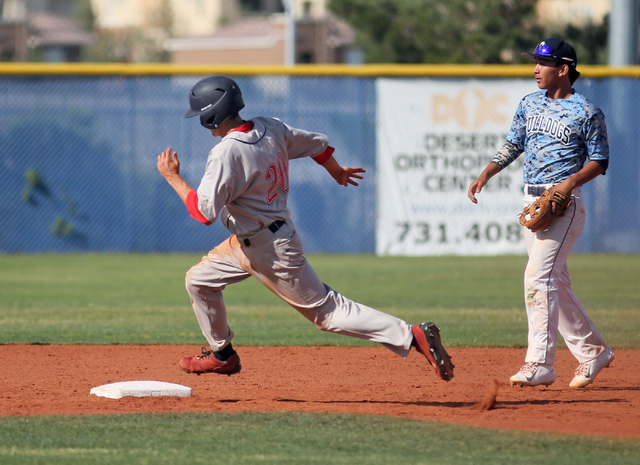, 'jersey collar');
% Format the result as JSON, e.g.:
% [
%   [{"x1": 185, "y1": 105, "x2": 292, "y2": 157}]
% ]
[{"x1": 229, "y1": 120, "x2": 255, "y2": 134}]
